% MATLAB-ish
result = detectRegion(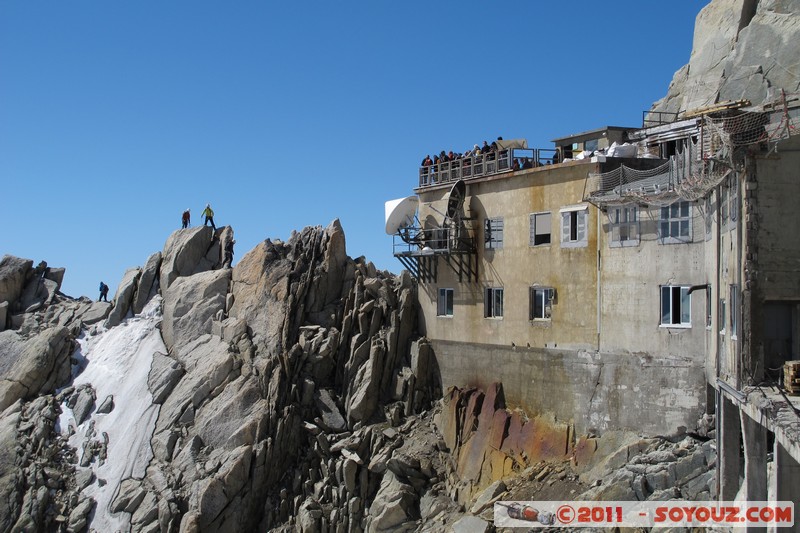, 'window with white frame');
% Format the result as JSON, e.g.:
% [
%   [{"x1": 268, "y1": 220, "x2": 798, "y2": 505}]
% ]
[
  {"x1": 660, "y1": 285, "x2": 691, "y2": 327},
  {"x1": 529, "y1": 212, "x2": 551, "y2": 246},
  {"x1": 610, "y1": 206, "x2": 639, "y2": 246},
  {"x1": 484, "y1": 287, "x2": 504, "y2": 318},
  {"x1": 484, "y1": 217, "x2": 504, "y2": 250},
  {"x1": 730, "y1": 285, "x2": 738, "y2": 337},
  {"x1": 437, "y1": 288, "x2": 454, "y2": 317},
  {"x1": 560, "y1": 205, "x2": 588, "y2": 248},
  {"x1": 529, "y1": 287, "x2": 555, "y2": 320},
  {"x1": 659, "y1": 201, "x2": 691, "y2": 243}
]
